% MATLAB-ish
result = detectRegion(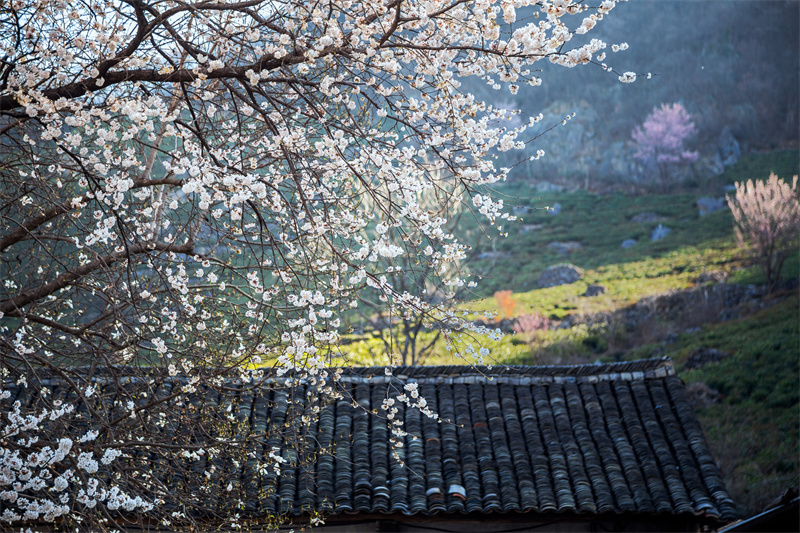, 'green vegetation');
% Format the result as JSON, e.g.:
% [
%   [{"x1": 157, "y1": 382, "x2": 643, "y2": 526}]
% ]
[
  {"x1": 713, "y1": 149, "x2": 800, "y2": 187},
  {"x1": 464, "y1": 189, "x2": 736, "y2": 297},
  {"x1": 337, "y1": 150, "x2": 800, "y2": 516},
  {"x1": 470, "y1": 243, "x2": 740, "y2": 318},
  {"x1": 630, "y1": 295, "x2": 798, "y2": 517},
  {"x1": 467, "y1": 149, "x2": 798, "y2": 297}
]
